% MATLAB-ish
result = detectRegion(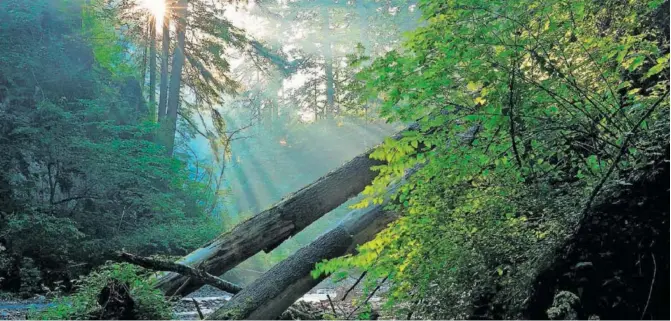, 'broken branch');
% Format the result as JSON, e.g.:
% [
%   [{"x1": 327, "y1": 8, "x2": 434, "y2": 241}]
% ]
[{"x1": 116, "y1": 252, "x2": 242, "y2": 295}]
